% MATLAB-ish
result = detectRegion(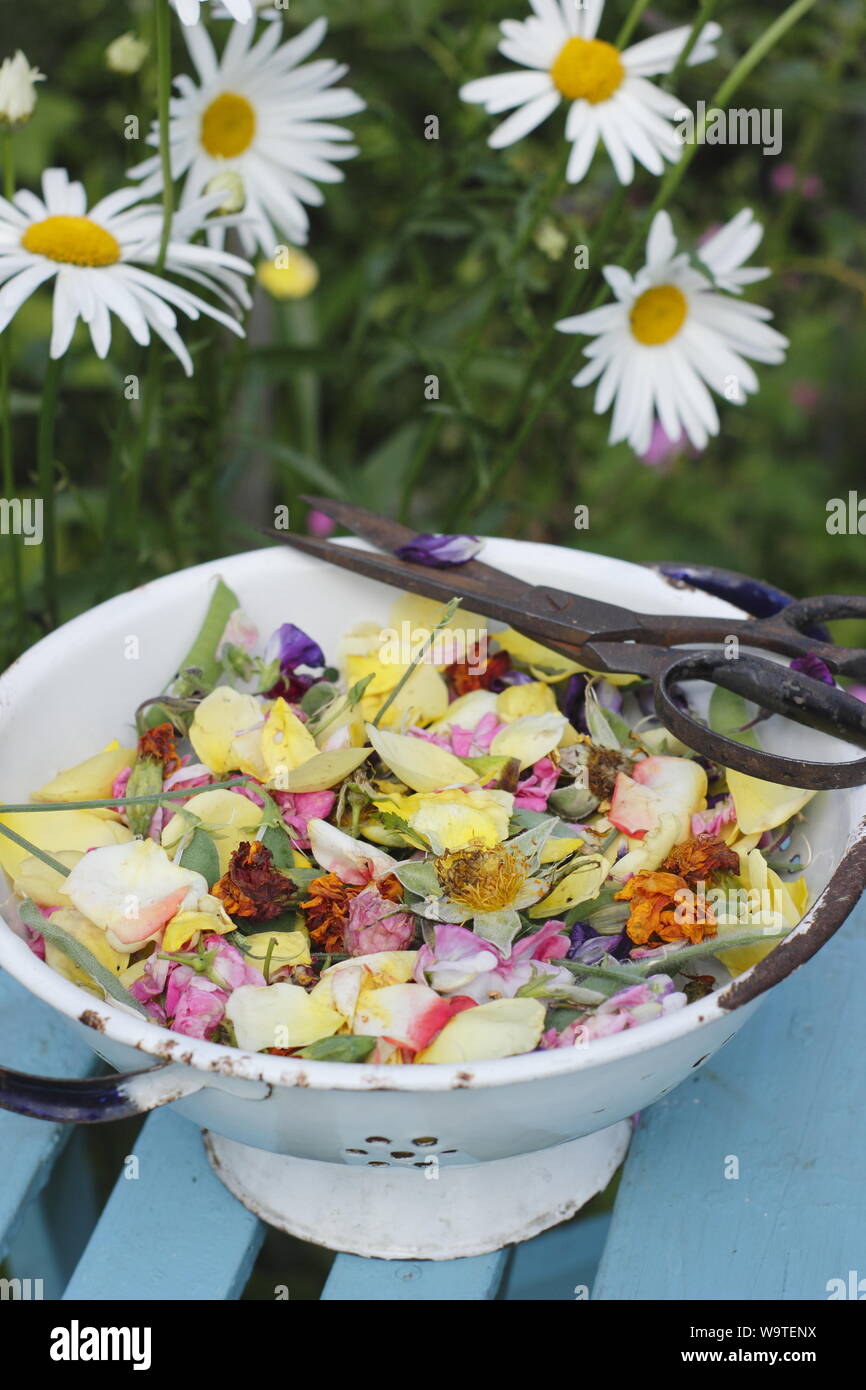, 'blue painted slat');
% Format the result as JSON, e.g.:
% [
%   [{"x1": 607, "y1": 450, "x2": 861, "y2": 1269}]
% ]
[
  {"x1": 63, "y1": 1109, "x2": 265, "y2": 1301},
  {"x1": 501, "y1": 1209, "x2": 613, "y2": 1301},
  {"x1": 323, "y1": 1250, "x2": 509, "y2": 1301},
  {"x1": 8, "y1": 1130, "x2": 101, "y2": 1298},
  {"x1": 0, "y1": 970, "x2": 98, "y2": 1261},
  {"x1": 594, "y1": 896, "x2": 866, "y2": 1301}
]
